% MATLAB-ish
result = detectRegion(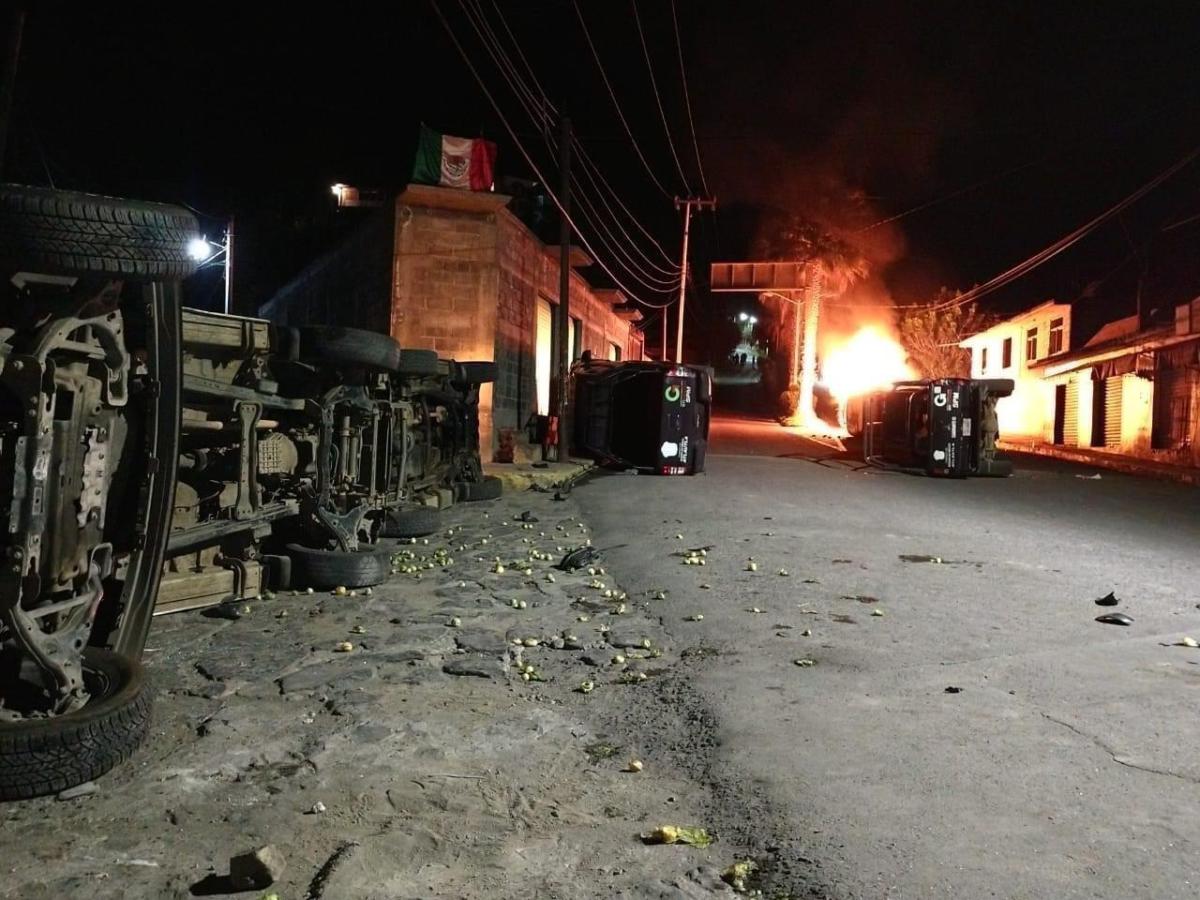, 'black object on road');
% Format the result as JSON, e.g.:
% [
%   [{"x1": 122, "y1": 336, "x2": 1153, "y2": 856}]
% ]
[
  {"x1": 1096, "y1": 612, "x2": 1134, "y2": 626},
  {"x1": 1095, "y1": 591, "x2": 1119, "y2": 606},
  {"x1": 944, "y1": 686, "x2": 963, "y2": 694},
  {"x1": 557, "y1": 546, "x2": 601, "y2": 571},
  {"x1": 571, "y1": 357, "x2": 713, "y2": 475}
]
